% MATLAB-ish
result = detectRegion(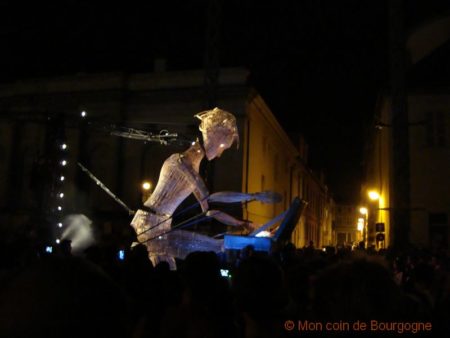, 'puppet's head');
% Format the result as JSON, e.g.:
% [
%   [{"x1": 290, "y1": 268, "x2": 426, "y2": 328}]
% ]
[{"x1": 195, "y1": 107, "x2": 239, "y2": 160}]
